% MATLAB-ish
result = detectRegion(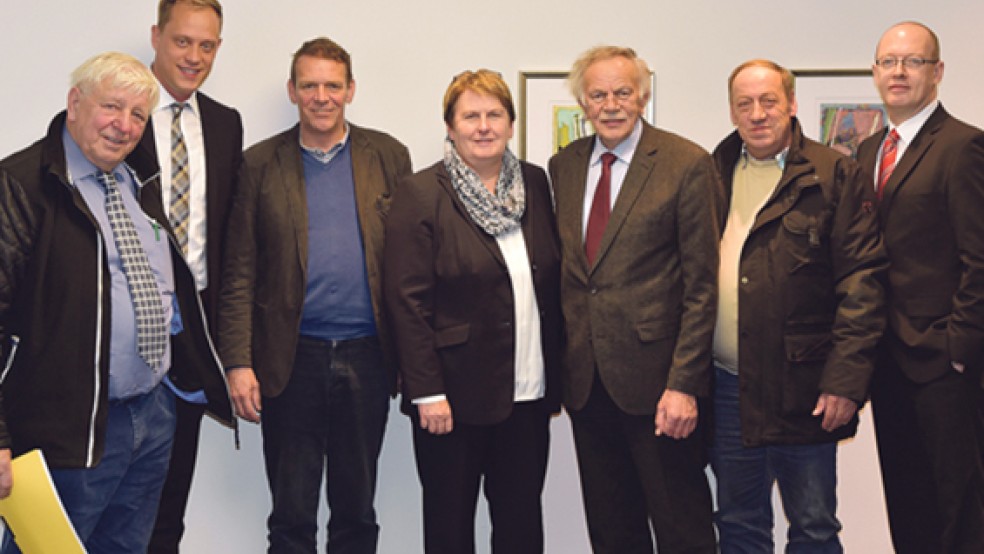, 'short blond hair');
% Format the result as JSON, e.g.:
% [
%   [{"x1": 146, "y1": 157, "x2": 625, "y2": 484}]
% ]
[
  {"x1": 157, "y1": 0, "x2": 223, "y2": 31},
  {"x1": 443, "y1": 69, "x2": 515, "y2": 125},
  {"x1": 568, "y1": 46, "x2": 651, "y2": 106},
  {"x1": 70, "y1": 51, "x2": 160, "y2": 109}
]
